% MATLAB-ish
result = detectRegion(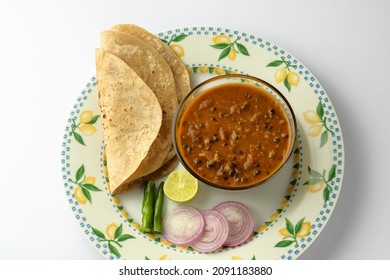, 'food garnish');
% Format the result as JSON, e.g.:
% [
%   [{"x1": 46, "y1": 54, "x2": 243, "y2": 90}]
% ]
[
  {"x1": 153, "y1": 182, "x2": 165, "y2": 234},
  {"x1": 213, "y1": 201, "x2": 255, "y2": 247},
  {"x1": 141, "y1": 181, "x2": 155, "y2": 233},
  {"x1": 163, "y1": 170, "x2": 198, "y2": 202},
  {"x1": 163, "y1": 205, "x2": 205, "y2": 246},
  {"x1": 191, "y1": 210, "x2": 229, "y2": 252},
  {"x1": 163, "y1": 202, "x2": 255, "y2": 252}
]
